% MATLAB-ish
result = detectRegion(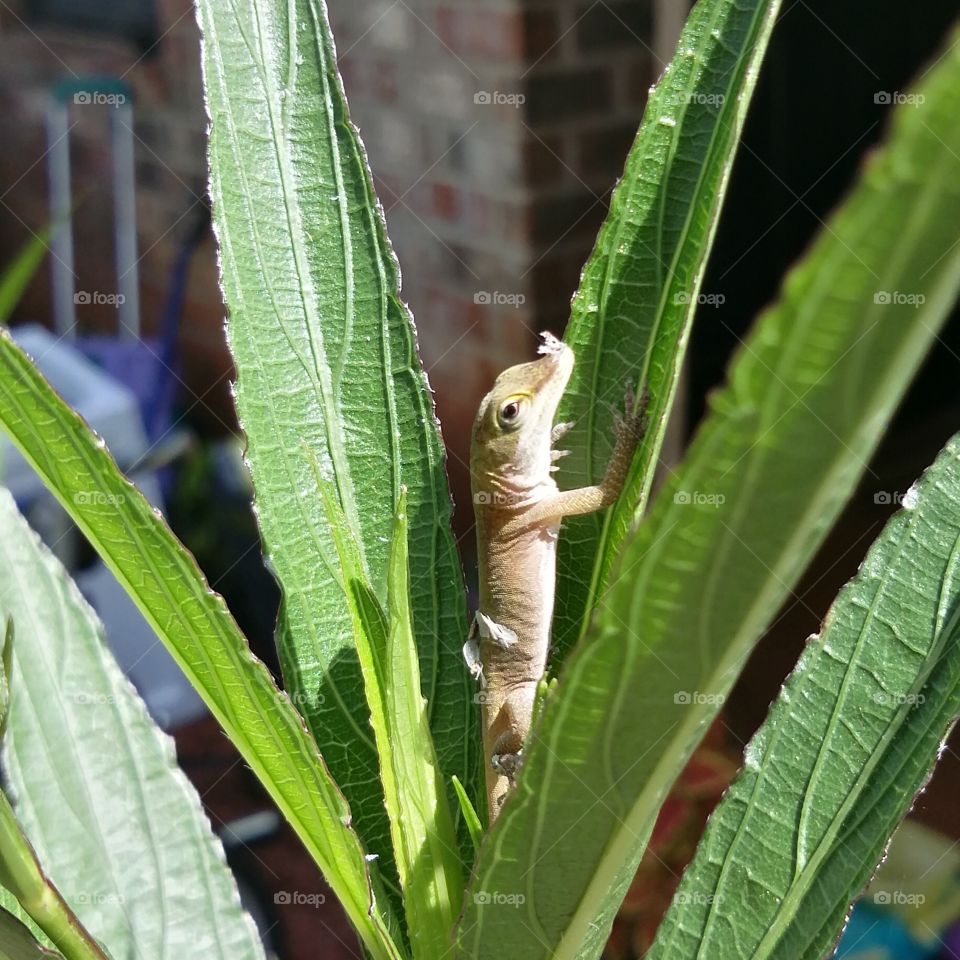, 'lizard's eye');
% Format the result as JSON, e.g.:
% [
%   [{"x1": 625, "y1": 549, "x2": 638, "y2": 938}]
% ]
[{"x1": 497, "y1": 398, "x2": 524, "y2": 430}]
